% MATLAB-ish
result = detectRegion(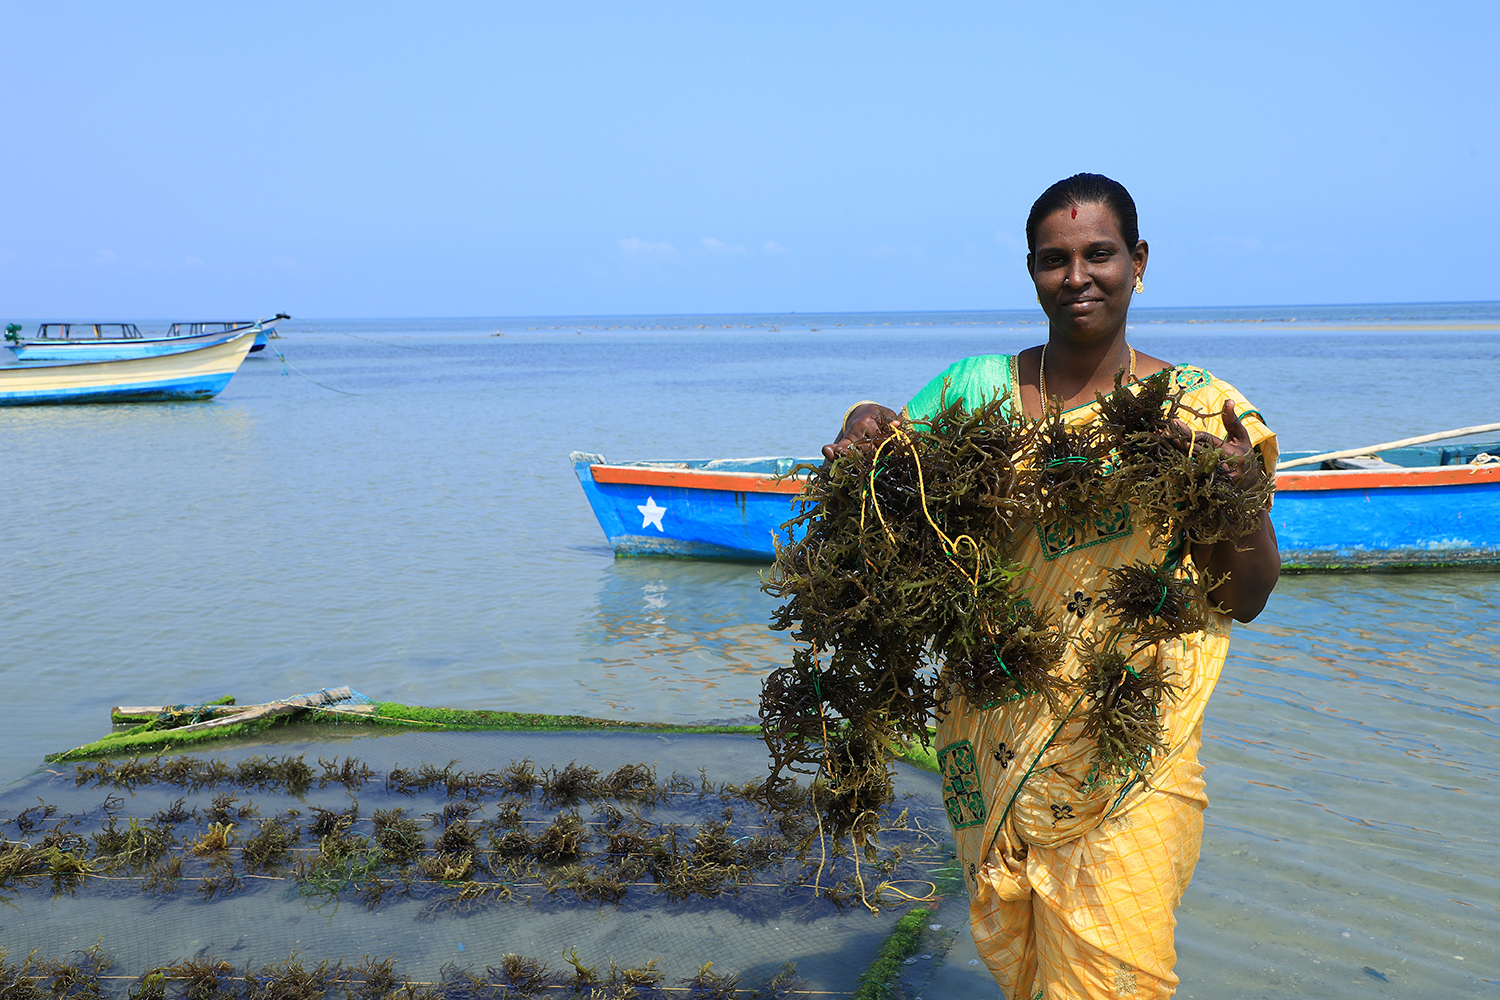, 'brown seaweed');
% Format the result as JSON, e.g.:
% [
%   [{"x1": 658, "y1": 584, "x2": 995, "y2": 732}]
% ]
[
  {"x1": 1077, "y1": 644, "x2": 1181, "y2": 778},
  {"x1": 1095, "y1": 370, "x2": 1273, "y2": 547},
  {"x1": 372, "y1": 807, "x2": 425, "y2": 865},
  {"x1": 535, "y1": 813, "x2": 589, "y2": 863},
  {"x1": 241, "y1": 815, "x2": 300, "y2": 874},
  {"x1": 1099, "y1": 561, "x2": 1207, "y2": 646},
  {"x1": 763, "y1": 371, "x2": 1275, "y2": 827},
  {"x1": 494, "y1": 954, "x2": 553, "y2": 997}
]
